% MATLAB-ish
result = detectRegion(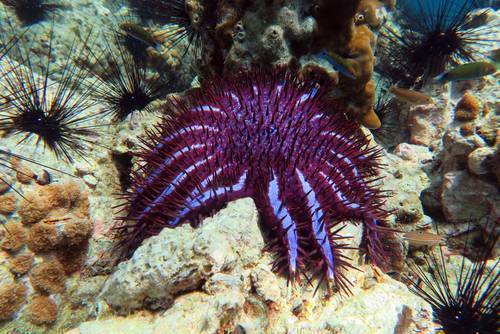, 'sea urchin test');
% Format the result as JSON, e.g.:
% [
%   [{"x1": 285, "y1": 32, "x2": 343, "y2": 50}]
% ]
[{"x1": 115, "y1": 68, "x2": 392, "y2": 294}]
